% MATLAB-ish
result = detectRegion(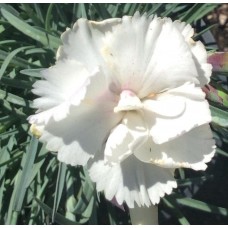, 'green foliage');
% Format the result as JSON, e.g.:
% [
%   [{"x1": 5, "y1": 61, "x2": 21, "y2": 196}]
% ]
[{"x1": 0, "y1": 3, "x2": 227, "y2": 225}]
